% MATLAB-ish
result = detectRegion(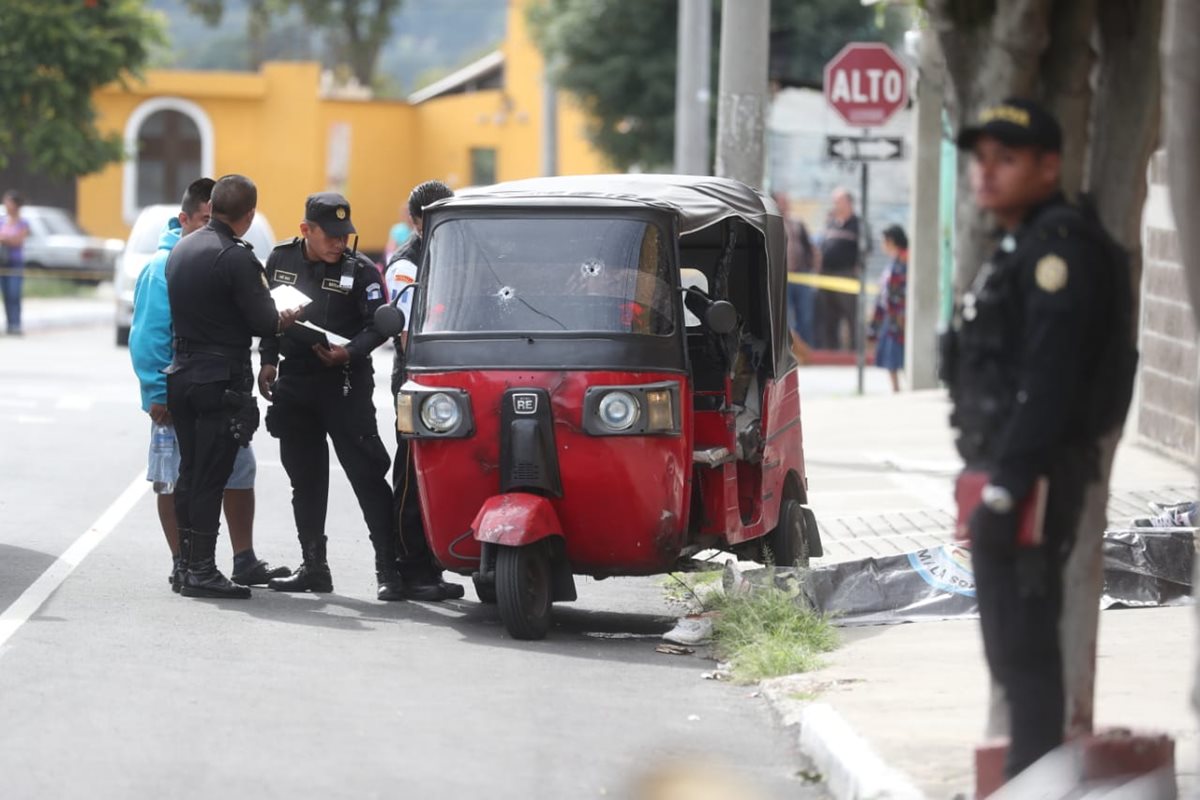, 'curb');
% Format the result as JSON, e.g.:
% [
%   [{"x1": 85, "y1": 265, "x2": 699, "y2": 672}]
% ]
[
  {"x1": 18, "y1": 304, "x2": 111, "y2": 335},
  {"x1": 762, "y1": 682, "x2": 926, "y2": 800}
]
